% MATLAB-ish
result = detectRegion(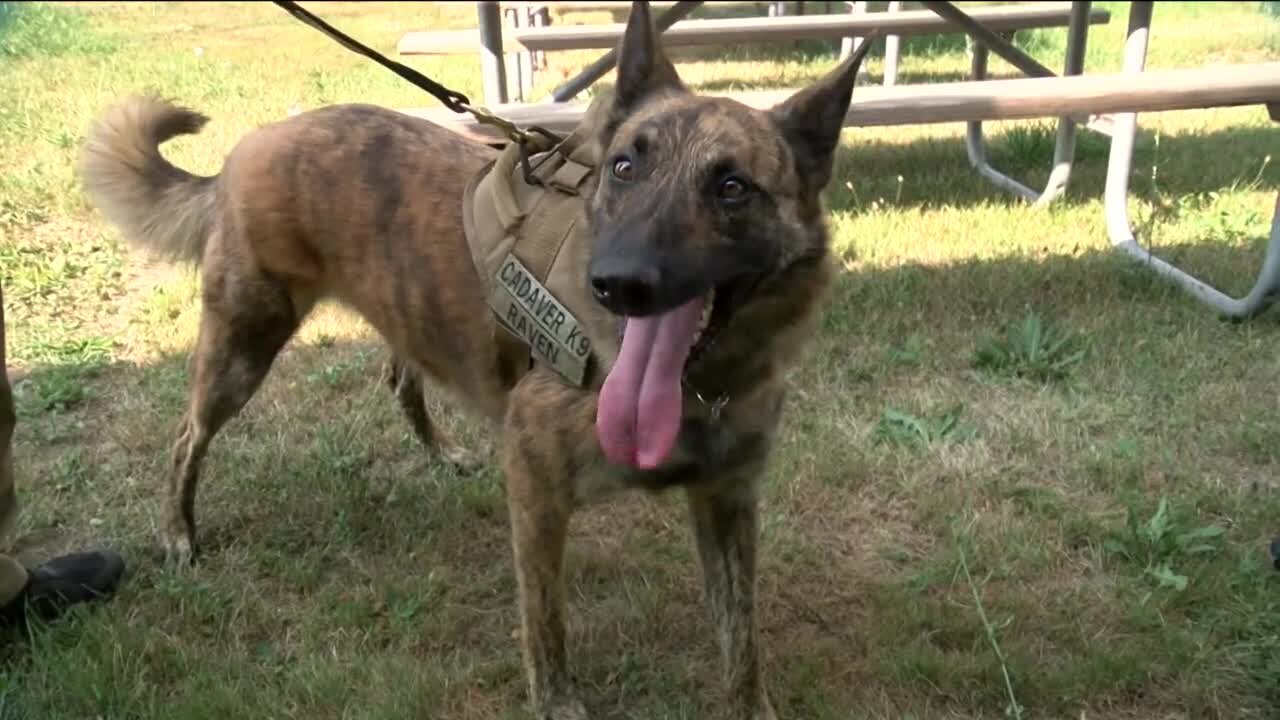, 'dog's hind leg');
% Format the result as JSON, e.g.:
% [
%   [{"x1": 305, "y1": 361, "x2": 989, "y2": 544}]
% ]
[
  {"x1": 158, "y1": 272, "x2": 311, "y2": 565},
  {"x1": 382, "y1": 355, "x2": 482, "y2": 472}
]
